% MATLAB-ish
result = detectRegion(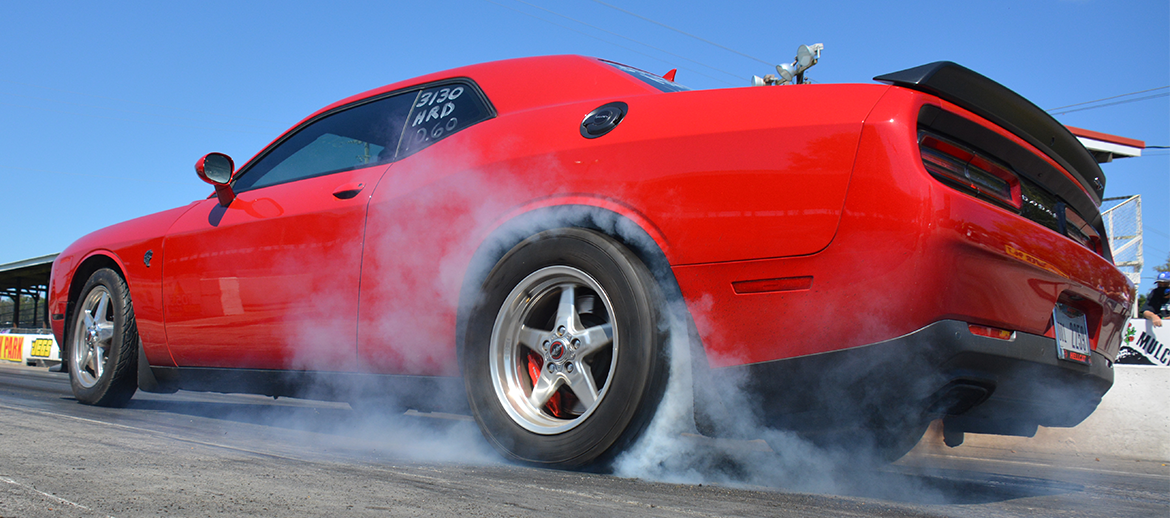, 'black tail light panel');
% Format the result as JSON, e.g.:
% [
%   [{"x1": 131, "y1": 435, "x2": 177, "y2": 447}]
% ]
[{"x1": 917, "y1": 105, "x2": 1112, "y2": 261}]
